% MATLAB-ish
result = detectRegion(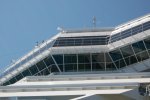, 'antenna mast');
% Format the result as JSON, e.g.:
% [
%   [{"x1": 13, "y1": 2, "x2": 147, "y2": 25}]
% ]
[{"x1": 93, "y1": 16, "x2": 96, "y2": 27}]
